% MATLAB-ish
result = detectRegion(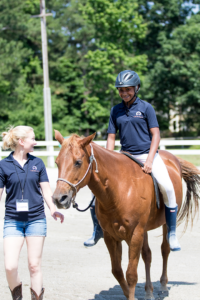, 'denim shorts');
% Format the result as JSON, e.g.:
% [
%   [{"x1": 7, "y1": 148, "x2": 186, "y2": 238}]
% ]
[{"x1": 3, "y1": 218, "x2": 47, "y2": 238}]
